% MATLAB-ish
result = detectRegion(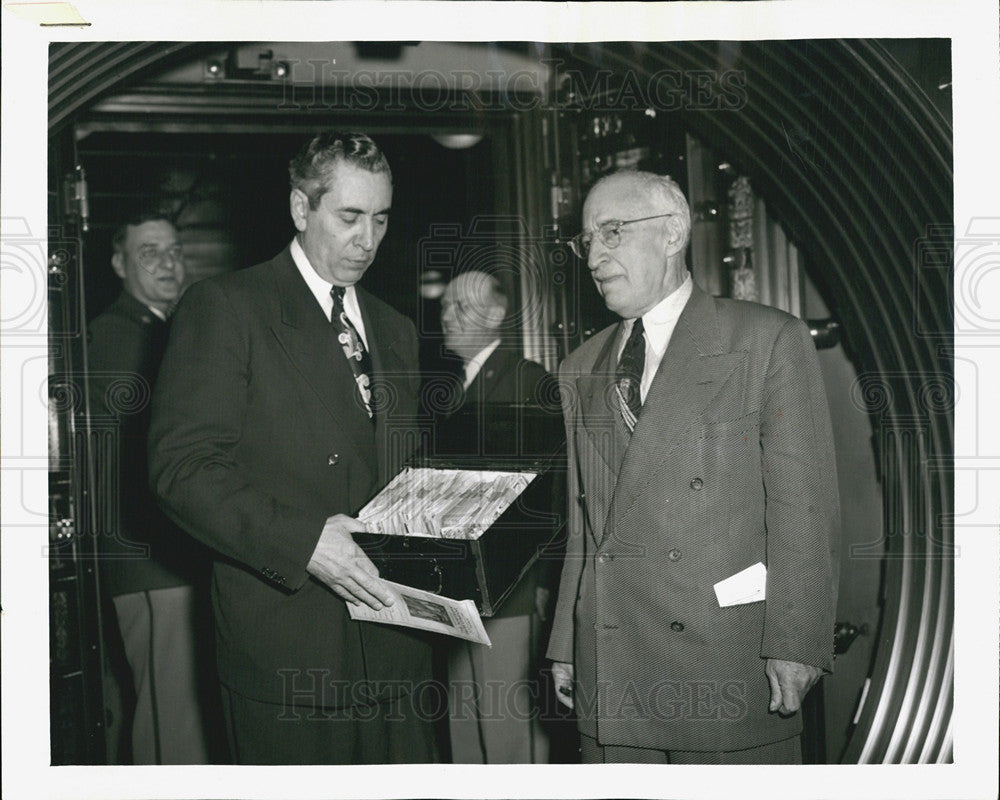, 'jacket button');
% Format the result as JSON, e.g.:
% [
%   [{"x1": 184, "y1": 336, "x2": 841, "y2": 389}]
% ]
[
  {"x1": 597, "y1": 552, "x2": 614, "y2": 563},
  {"x1": 670, "y1": 621, "x2": 684, "y2": 632},
  {"x1": 667, "y1": 548, "x2": 681, "y2": 562},
  {"x1": 328, "y1": 453, "x2": 340, "y2": 466},
  {"x1": 690, "y1": 477, "x2": 704, "y2": 490}
]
